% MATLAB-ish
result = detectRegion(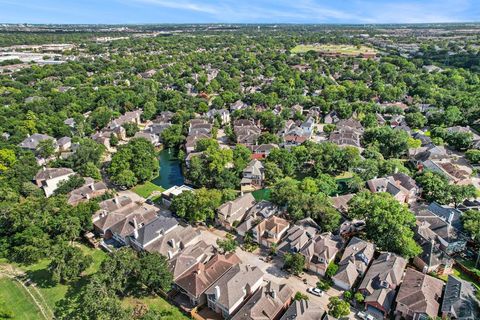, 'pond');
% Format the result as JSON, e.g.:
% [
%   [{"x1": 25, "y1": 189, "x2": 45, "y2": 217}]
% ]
[{"x1": 151, "y1": 148, "x2": 185, "y2": 189}]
